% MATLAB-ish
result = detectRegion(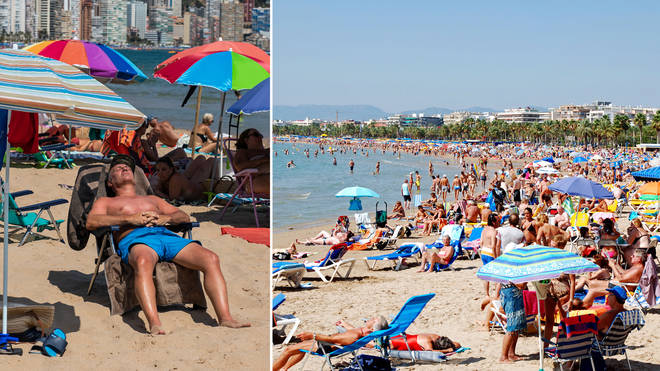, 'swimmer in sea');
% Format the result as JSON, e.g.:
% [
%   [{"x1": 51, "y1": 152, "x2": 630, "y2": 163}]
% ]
[
  {"x1": 349, "y1": 159, "x2": 355, "y2": 173},
  {"x1": 429, "y1": 161, "x2": 433, "y2": 176},
  {"x1": 287, "y1": 160, "x2": 296, "y2": 168},
  {"x1": 333, "y1": 157, "x2": 337, "y2": 166}
]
